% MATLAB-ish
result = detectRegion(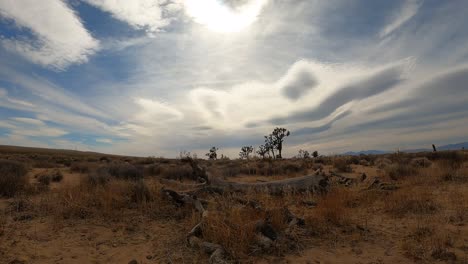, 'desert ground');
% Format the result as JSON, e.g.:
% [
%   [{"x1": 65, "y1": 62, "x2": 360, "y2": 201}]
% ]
[{"x1": 0, "y1": 145, "x2": 467, "y2": 264}]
